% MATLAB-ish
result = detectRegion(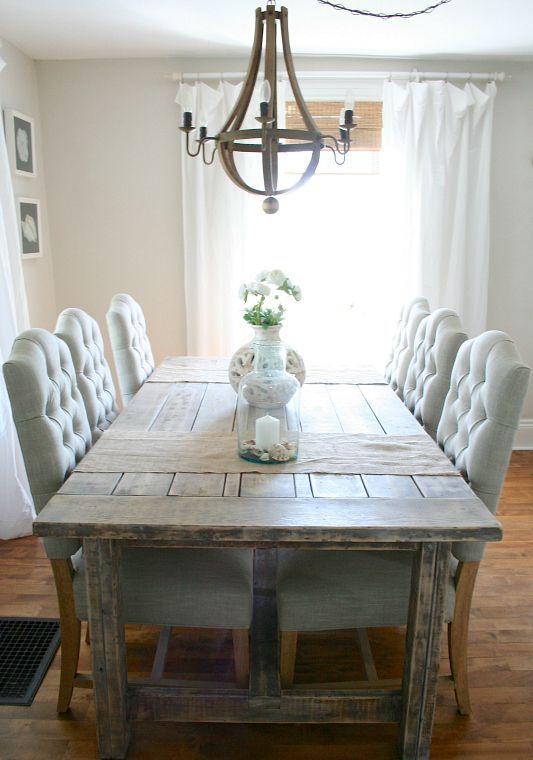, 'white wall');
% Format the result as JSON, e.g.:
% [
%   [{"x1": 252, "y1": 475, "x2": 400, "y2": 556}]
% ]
[
  {"x1": 36, "y1": 58, "x2": 186, "y2": 368},
  {"x1": 35, "y1": 55, "x2": 533, "y2": 422},
  {"x1": 0, "y1": 39, "x2": 56, "y2": 328}
]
